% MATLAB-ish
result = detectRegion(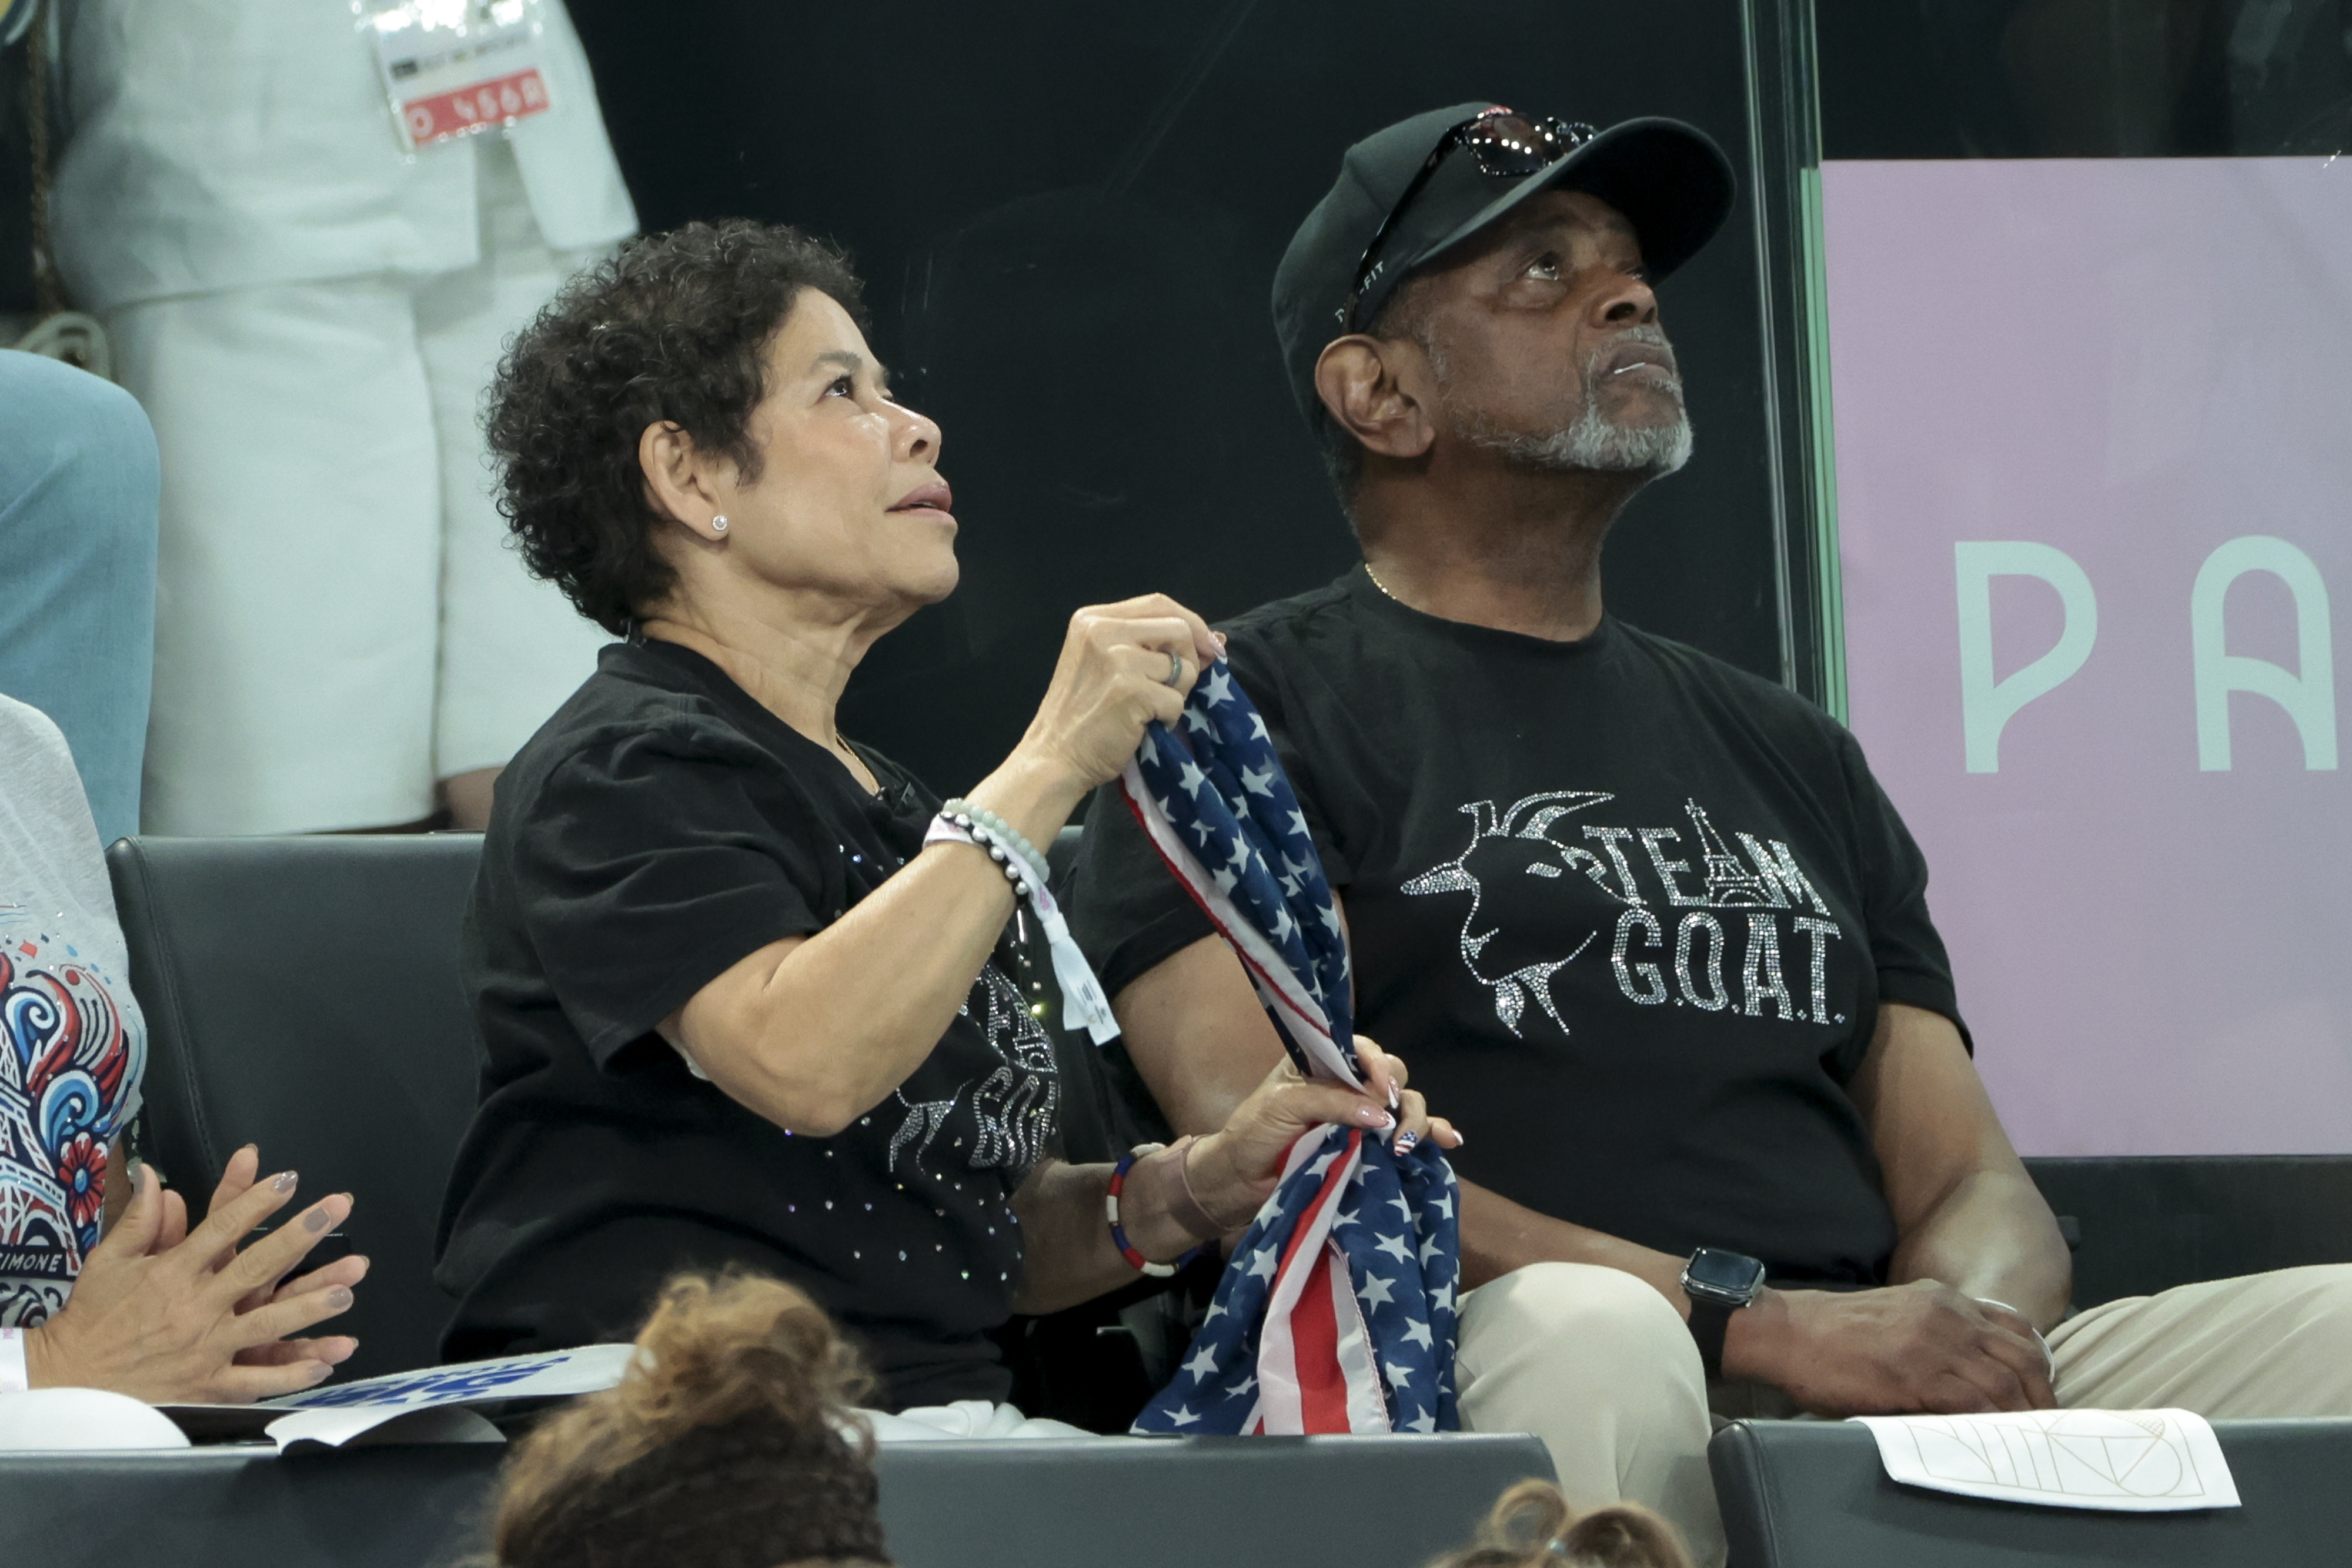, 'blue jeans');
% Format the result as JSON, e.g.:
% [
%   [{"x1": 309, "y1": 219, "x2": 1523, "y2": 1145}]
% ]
[{"x1": 0, "y1": 350, "x2": 159, "y2": 845}]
